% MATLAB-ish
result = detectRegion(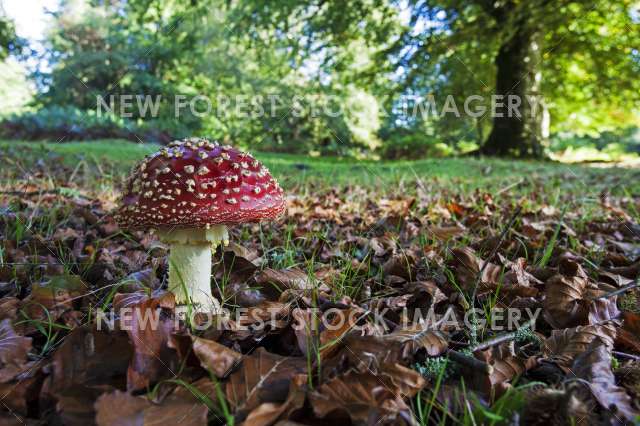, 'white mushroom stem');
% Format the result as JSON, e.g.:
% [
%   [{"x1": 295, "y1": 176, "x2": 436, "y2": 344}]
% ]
[{"x1": 156, "y1": 225, "x2": 229, "y2": 312}]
